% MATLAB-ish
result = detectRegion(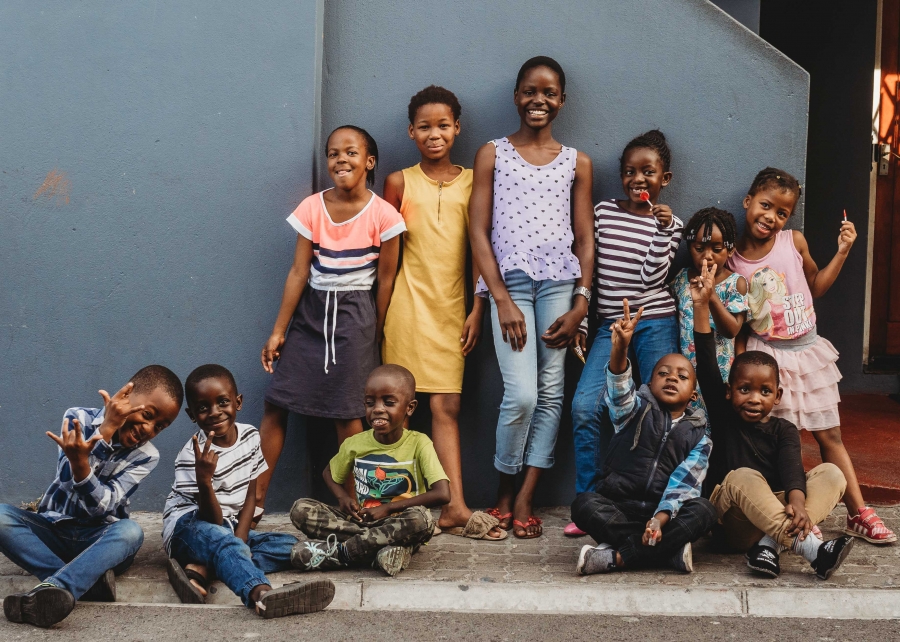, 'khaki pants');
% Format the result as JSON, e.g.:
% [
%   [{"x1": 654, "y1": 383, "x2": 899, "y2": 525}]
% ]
[{"x1": 709, "y1": 463, "x2": 846, "y2": 552}]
